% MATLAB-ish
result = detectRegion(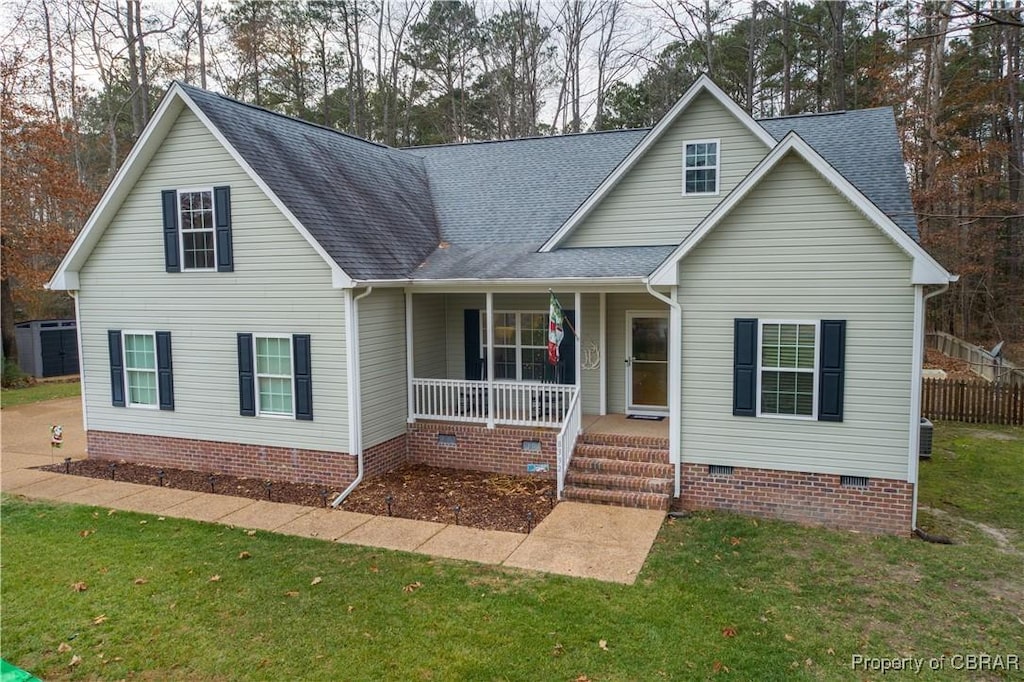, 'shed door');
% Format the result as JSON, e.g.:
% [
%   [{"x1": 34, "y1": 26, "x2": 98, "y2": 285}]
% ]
[{"x1": 40, "y1": 329, "x2": 78, "y2": 377}]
